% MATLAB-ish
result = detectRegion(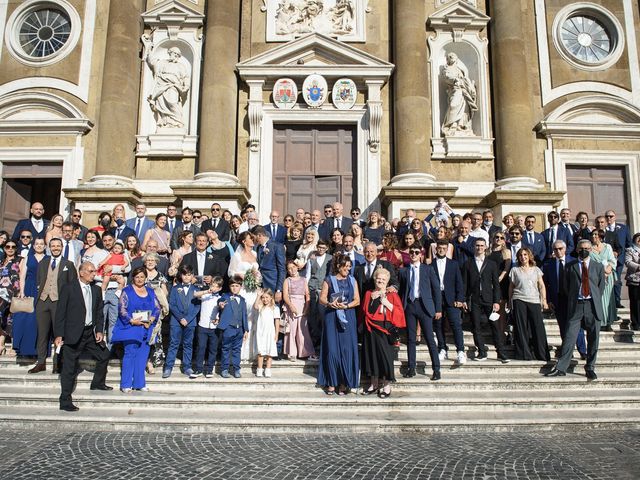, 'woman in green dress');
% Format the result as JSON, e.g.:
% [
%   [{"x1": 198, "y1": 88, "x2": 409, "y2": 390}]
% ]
[{"x1": 590, "y1": 229, "x2": 617, "y2": 330}]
